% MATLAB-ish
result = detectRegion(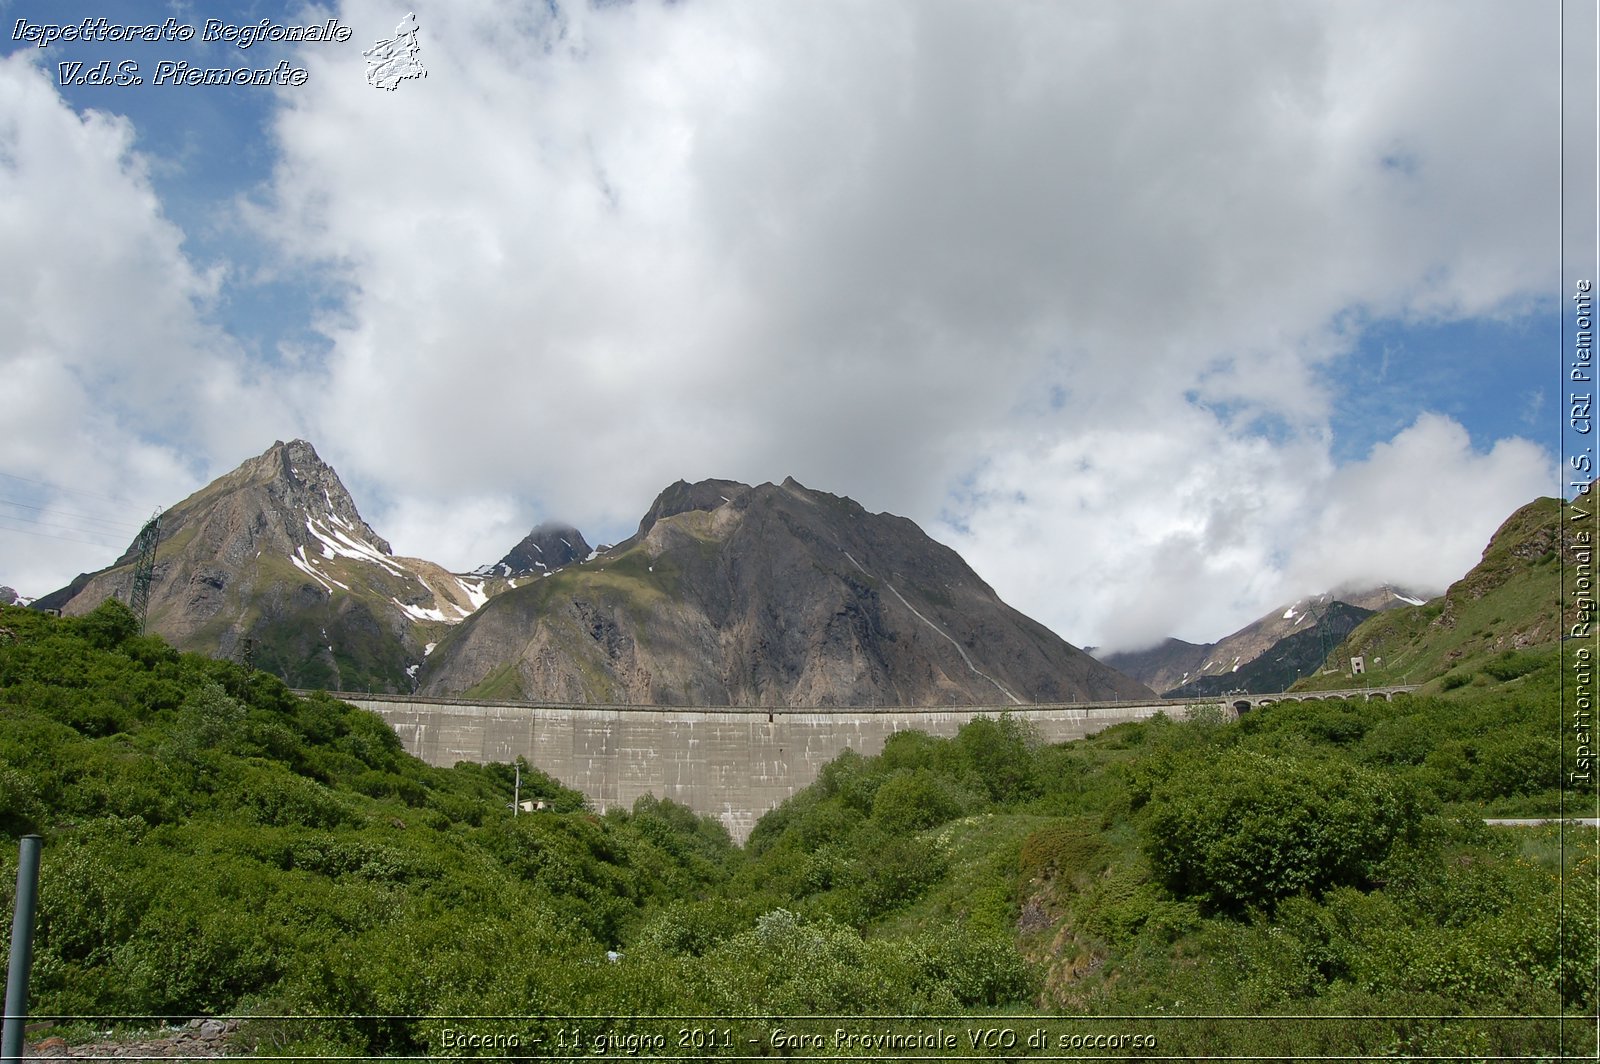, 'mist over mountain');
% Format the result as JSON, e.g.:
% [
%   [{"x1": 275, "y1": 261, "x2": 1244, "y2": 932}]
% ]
[
  {"x1": 1294, "y1": 490, "x2": 1588, "y2": 691},
  {"x1": 479, "y1": 522, "x2": 593, "y2": 578},
  {"x1": 1096, "y1": 586, "x2": 1426, "y2": 697}
]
